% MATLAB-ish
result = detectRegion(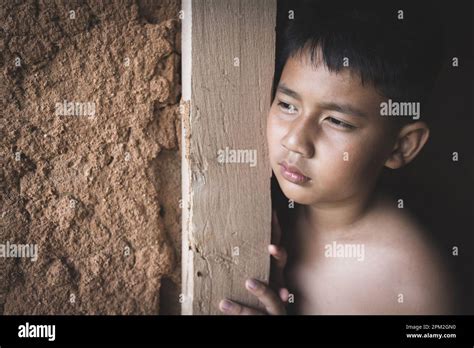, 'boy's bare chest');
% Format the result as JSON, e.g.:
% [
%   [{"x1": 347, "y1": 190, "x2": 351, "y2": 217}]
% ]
[
  {"x1": 283, "y1": 209, "x2": 370, "y2": 314},
  {"x1": 286, "y1": 253, "x2": 371, "y2": 314}
]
